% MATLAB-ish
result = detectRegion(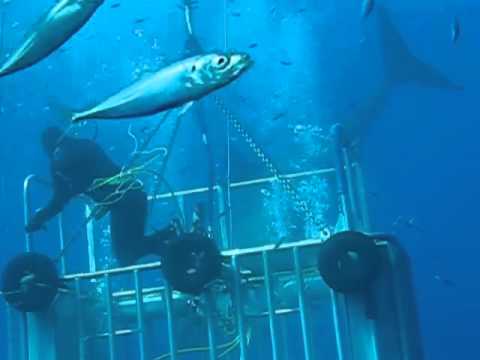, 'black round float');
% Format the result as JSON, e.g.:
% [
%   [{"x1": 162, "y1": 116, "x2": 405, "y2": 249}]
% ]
[
  {"x1": 1, "y1": 252, "x2": 59, "y2": 312},
  {"x1": 162, "y1": 232, "x2": 222, "y2": 295},
  {"x1": 317, "y1": 231, "x2": 381, "y2": 293}
]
